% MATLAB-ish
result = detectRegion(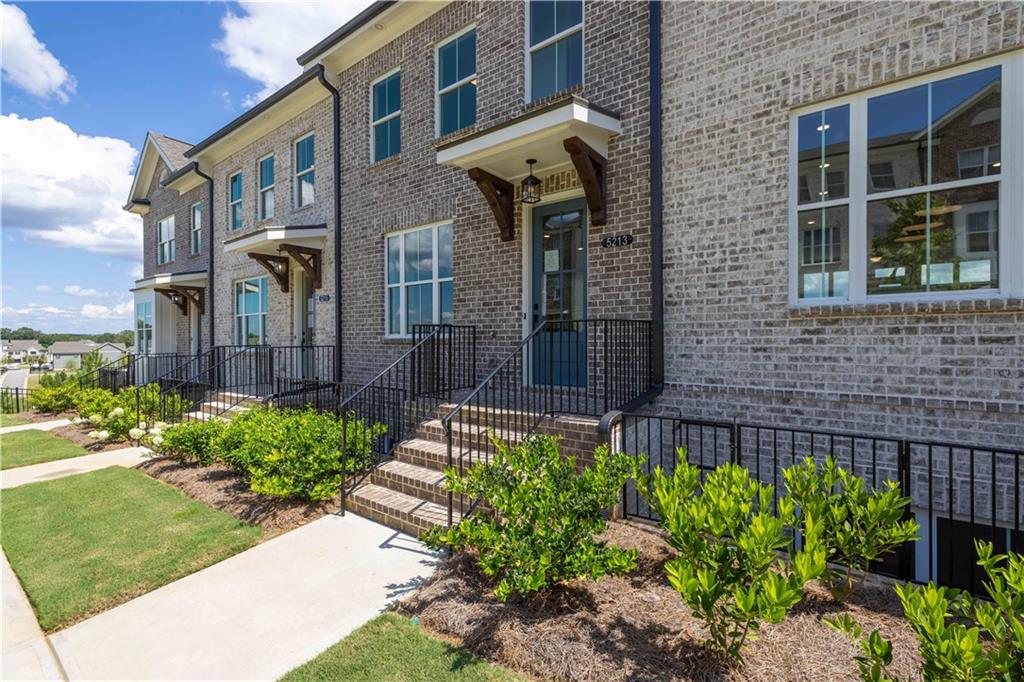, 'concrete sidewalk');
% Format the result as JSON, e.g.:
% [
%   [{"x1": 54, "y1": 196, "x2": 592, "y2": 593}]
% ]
[
  {"x1": 1, "y1": 447, "x2": 151, "y2": 489},
  {"x1": 50, "y1": 512, "x2": 440, "y2": 681},
  {"x1": 0, "y1": 419, "x2": 72, "y2": 435},
  {"x1": 2, "y1": 551, "x2": 64, "y2": 681}
]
